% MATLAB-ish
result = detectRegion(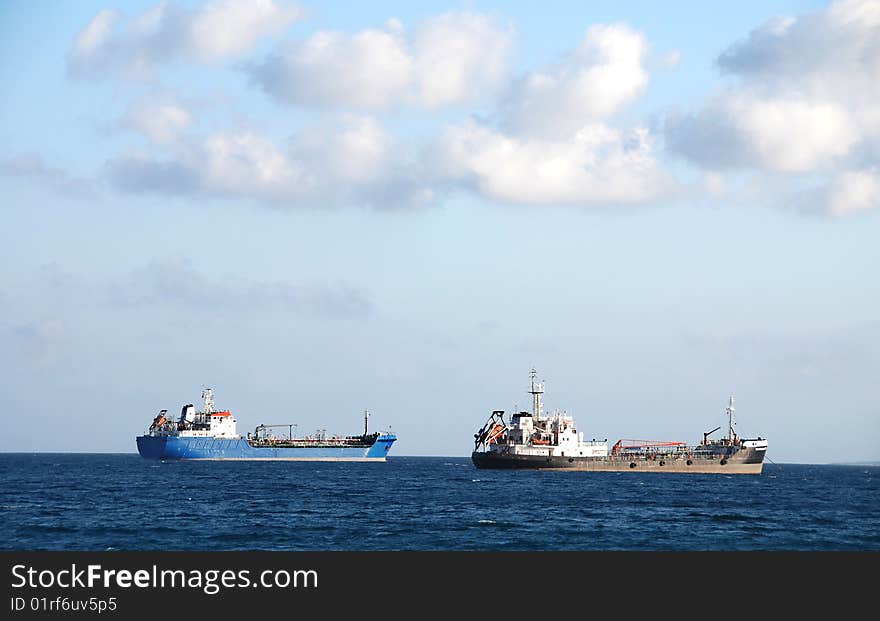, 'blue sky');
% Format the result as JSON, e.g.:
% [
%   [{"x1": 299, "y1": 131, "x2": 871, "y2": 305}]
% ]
[{"x1": 1, "y1": 0, "x2": 877, "y2": 462}]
